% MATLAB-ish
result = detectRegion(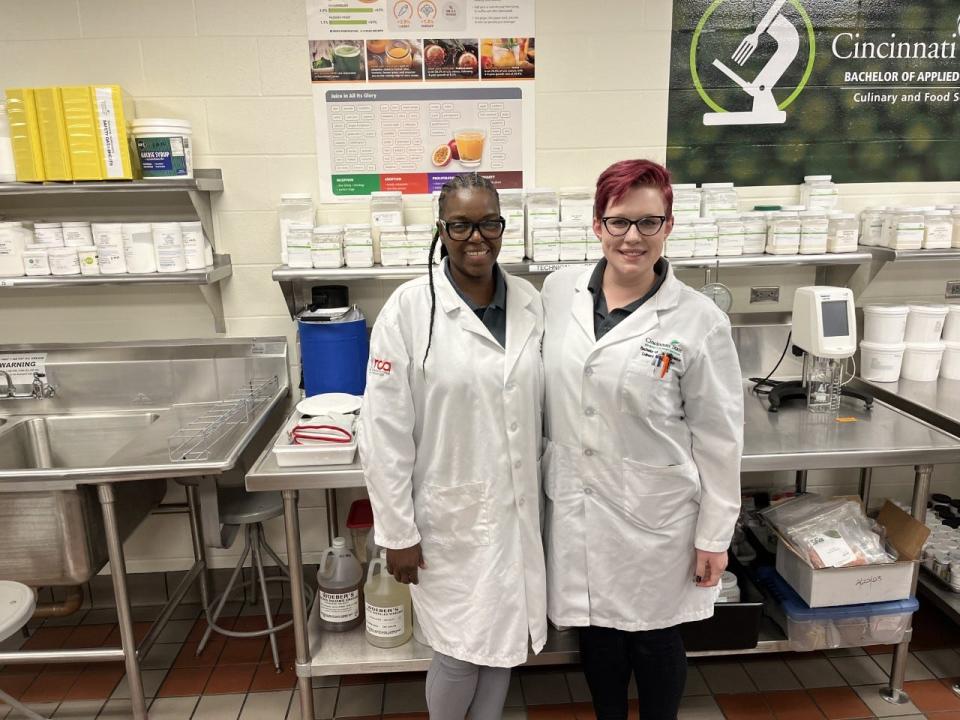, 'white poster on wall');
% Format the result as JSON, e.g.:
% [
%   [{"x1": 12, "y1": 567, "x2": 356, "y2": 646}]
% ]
[{"x1": 304, "y1": 0, "x2": 536, "y2": 201}]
